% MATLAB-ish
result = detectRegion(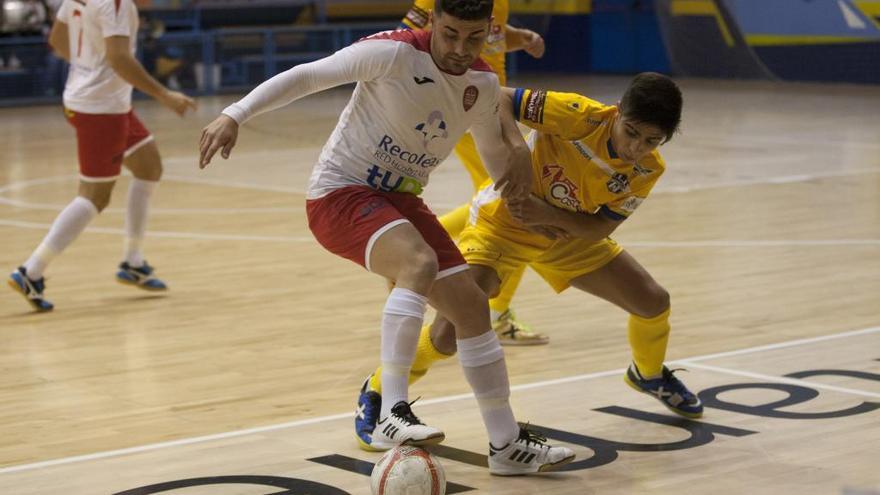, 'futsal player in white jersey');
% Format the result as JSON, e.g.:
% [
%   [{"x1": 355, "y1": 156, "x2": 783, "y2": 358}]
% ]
[
  {"x1": 7, "y1": 0, "x2": 195, "y2": 312},
  {"x1": 199, "y1": 0, "x2": 574, "y2": 476}
]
